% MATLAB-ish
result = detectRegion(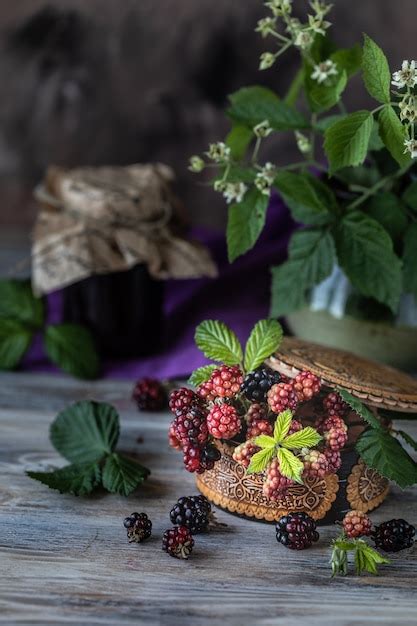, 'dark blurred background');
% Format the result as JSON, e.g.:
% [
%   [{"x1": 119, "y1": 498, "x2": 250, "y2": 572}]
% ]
[{"x1": 0, "y1": 0, "x2": 415, "y2": 231}]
